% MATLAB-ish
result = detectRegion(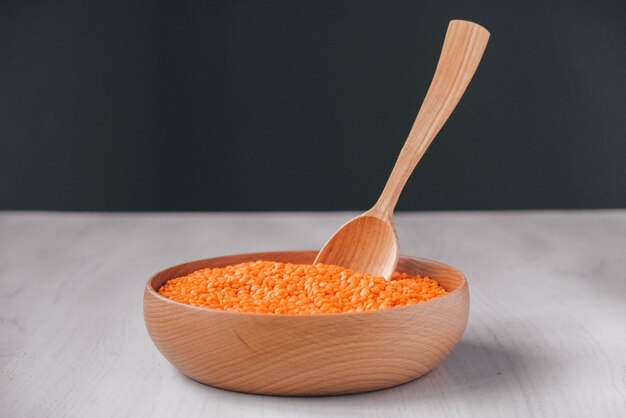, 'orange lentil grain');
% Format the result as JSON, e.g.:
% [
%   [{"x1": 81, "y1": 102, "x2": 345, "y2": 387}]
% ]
[{"x1": 158, "y1": 260, "x2": 447, "y2": 314}]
